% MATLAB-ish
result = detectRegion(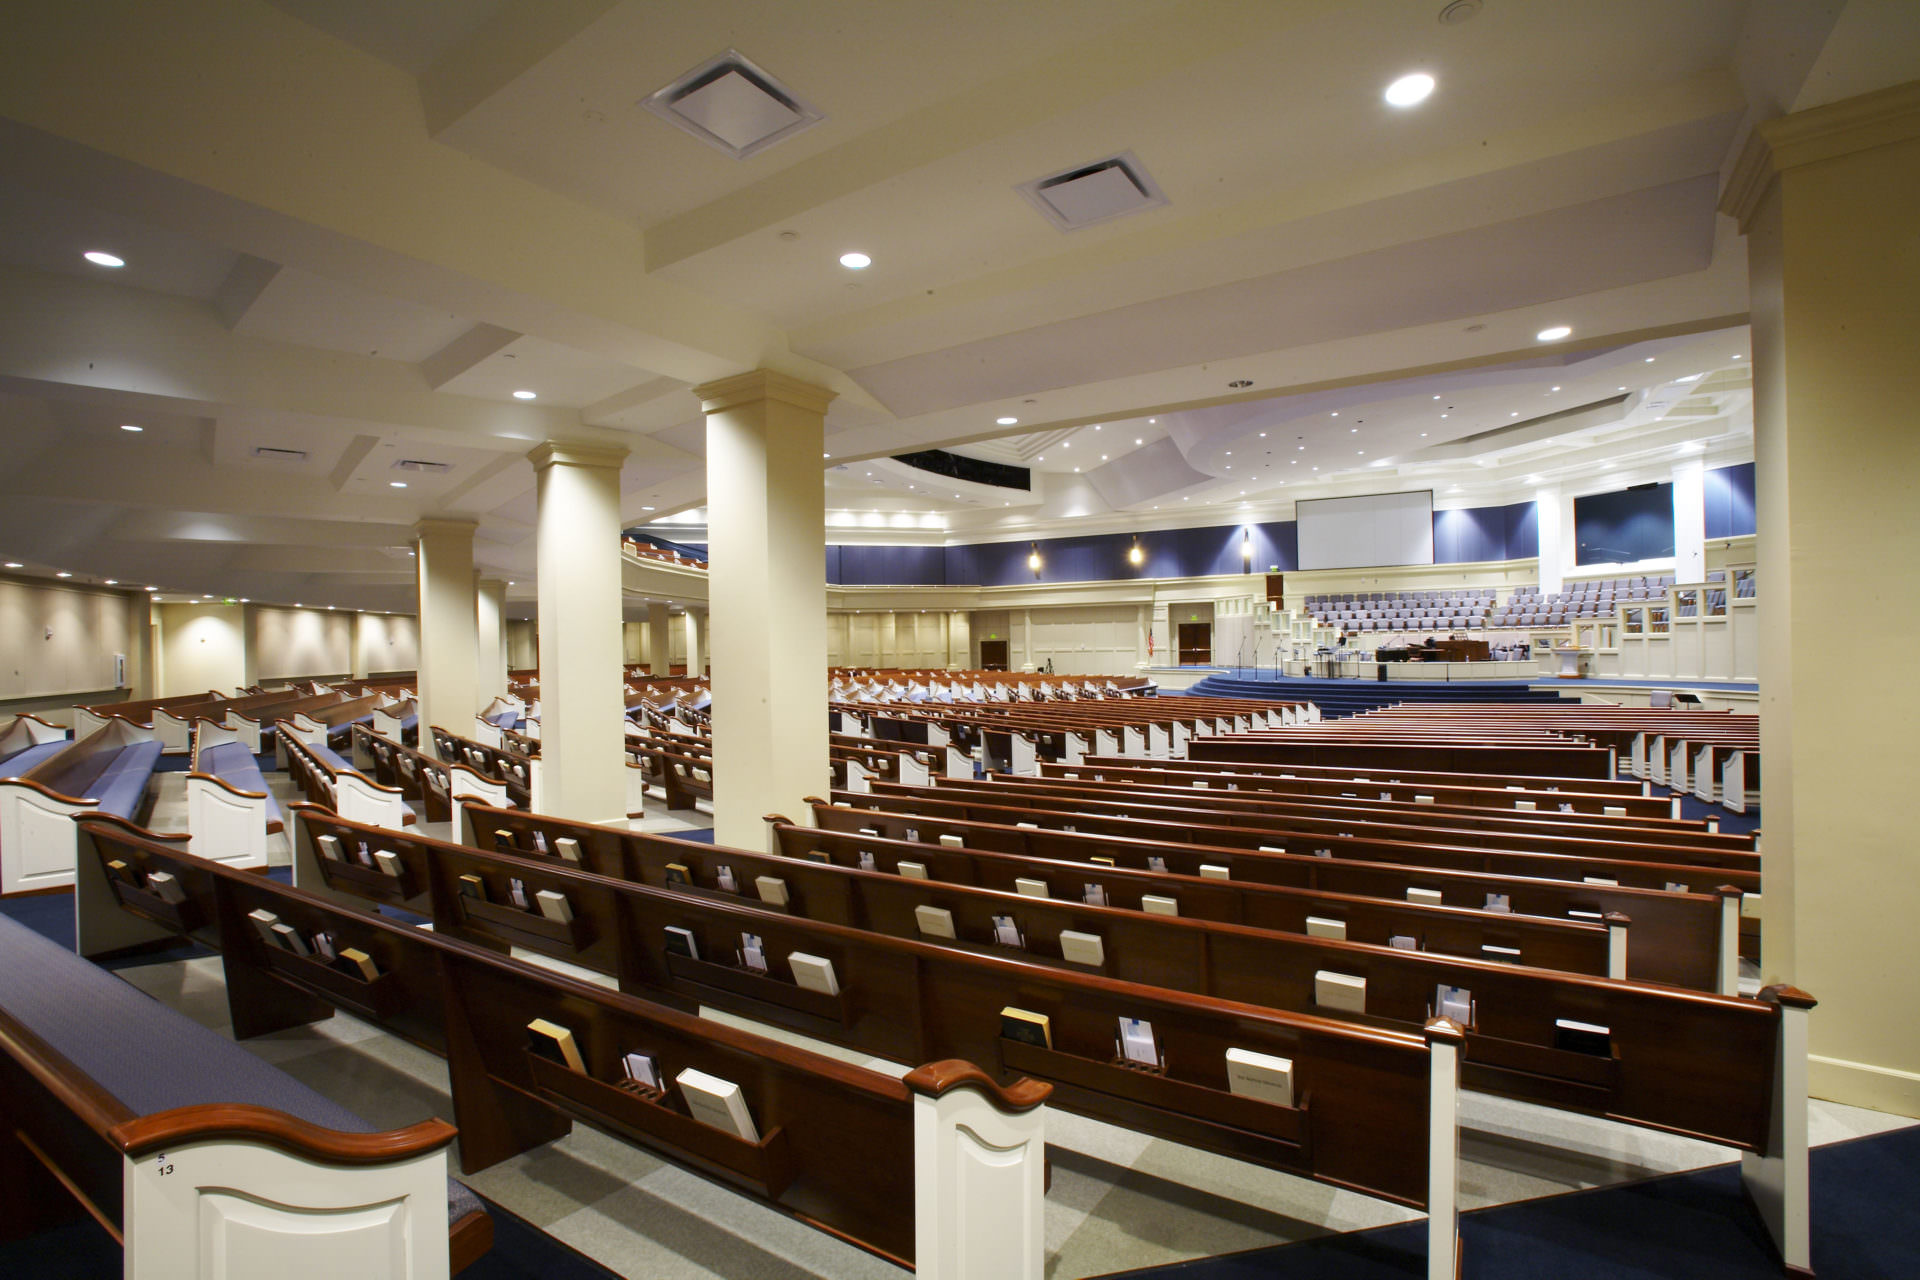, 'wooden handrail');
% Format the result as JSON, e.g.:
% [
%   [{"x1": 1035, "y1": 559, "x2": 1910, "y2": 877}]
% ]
[{"x1": 111, "y1": 1106, "x2": 457, "y2": 1165}]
